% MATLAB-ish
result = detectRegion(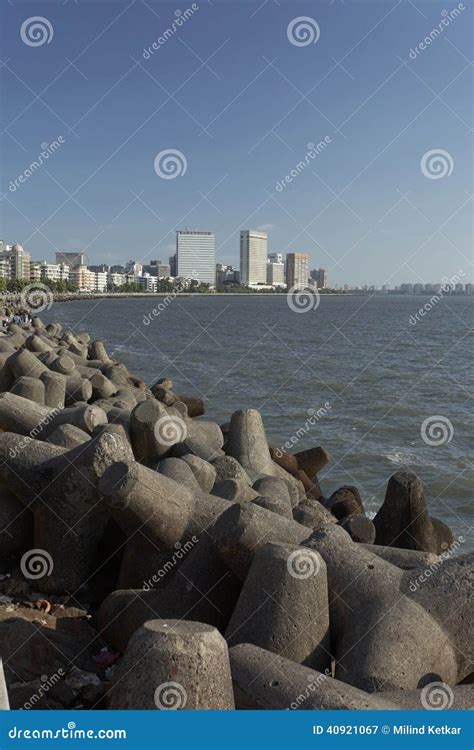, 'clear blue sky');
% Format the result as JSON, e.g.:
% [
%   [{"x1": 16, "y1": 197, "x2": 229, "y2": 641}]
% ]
[{"x1": 1, "y1": 0, "x2": 472, "y2": 286}]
